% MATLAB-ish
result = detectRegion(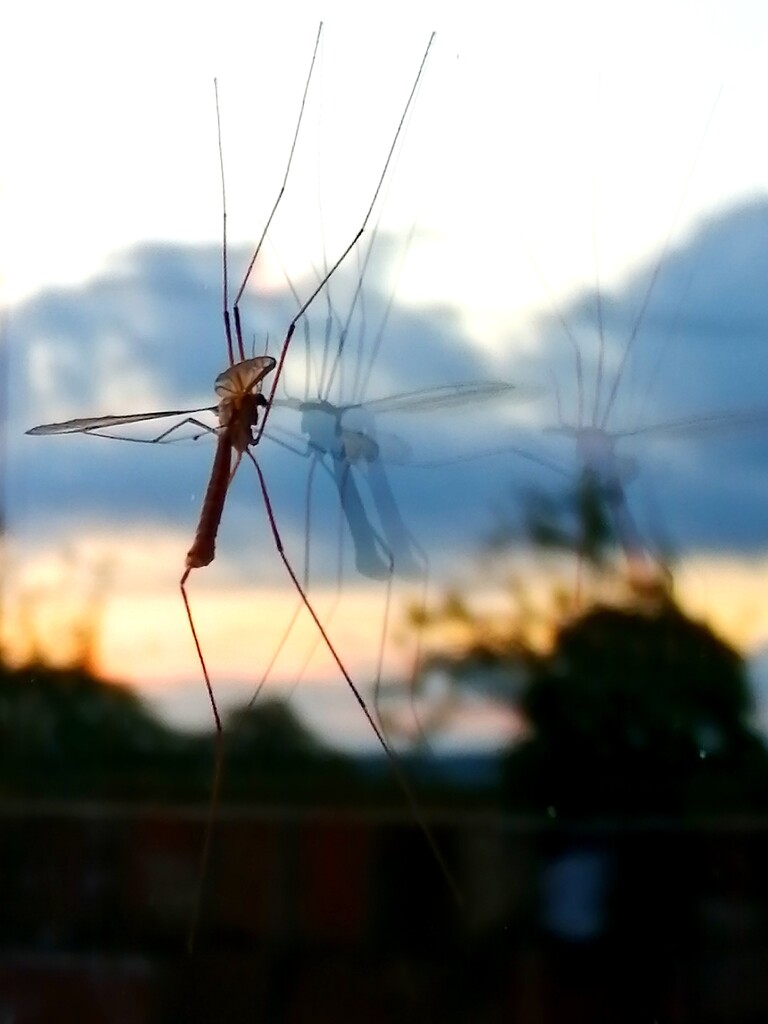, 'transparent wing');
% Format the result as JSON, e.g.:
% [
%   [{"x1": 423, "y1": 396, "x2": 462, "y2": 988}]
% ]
[
  {"x1": 270, "y1": 381, "x2": 531, "y2": 417},
  {"x1": 611, "y1": 407, "x2": 768, "y2": 441},
  {"x1": 26, "y1": 405, "x2": 218, "y2": 437},
  {"x1": 343, "y1": 380, "x2": 537, "y2": 416}
]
